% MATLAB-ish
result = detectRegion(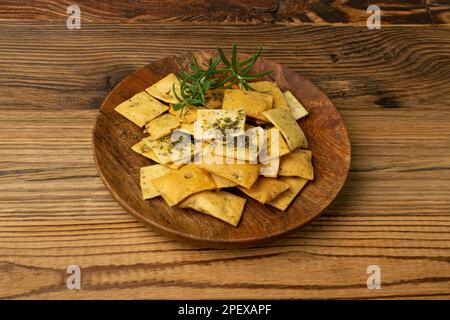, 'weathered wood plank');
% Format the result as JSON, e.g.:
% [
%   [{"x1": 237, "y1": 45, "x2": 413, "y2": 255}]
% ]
[
  {"x1": 0, "y1": 0, "x2": 449, "y2": 25},
  {"x1": 0, "y1": 23, "x2": 449, "y2": 299},
  {"x1": 0, "y1": 24, "x2": 449, "y2": 112}
]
